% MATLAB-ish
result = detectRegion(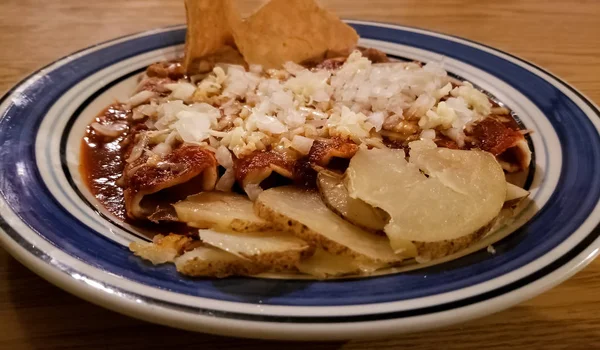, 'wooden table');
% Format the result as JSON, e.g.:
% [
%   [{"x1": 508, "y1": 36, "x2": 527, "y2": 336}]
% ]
[{"x1": 1, "y1": 0, "x2": 599, "y2": 348}]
